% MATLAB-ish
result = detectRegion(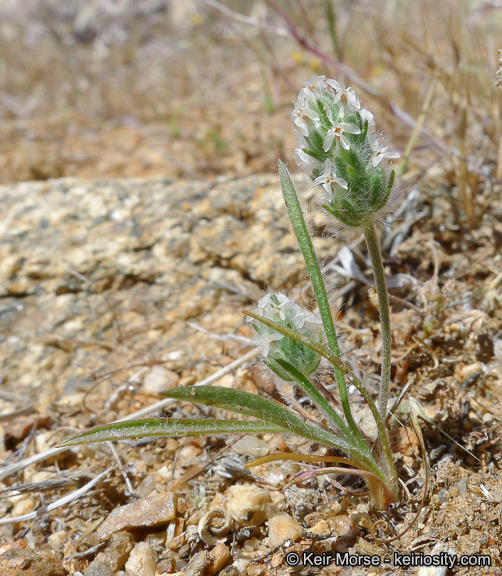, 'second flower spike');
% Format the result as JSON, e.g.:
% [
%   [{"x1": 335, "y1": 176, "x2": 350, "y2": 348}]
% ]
[{"x1": 248, "y1": 291, "x2": 322, "y2": 381}]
